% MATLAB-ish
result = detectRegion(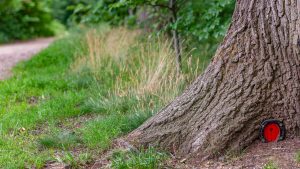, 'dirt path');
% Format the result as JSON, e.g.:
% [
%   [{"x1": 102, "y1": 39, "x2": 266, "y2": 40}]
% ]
[{"x1": 0, "y1": 38, "x2": 54, "y2": 80}]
